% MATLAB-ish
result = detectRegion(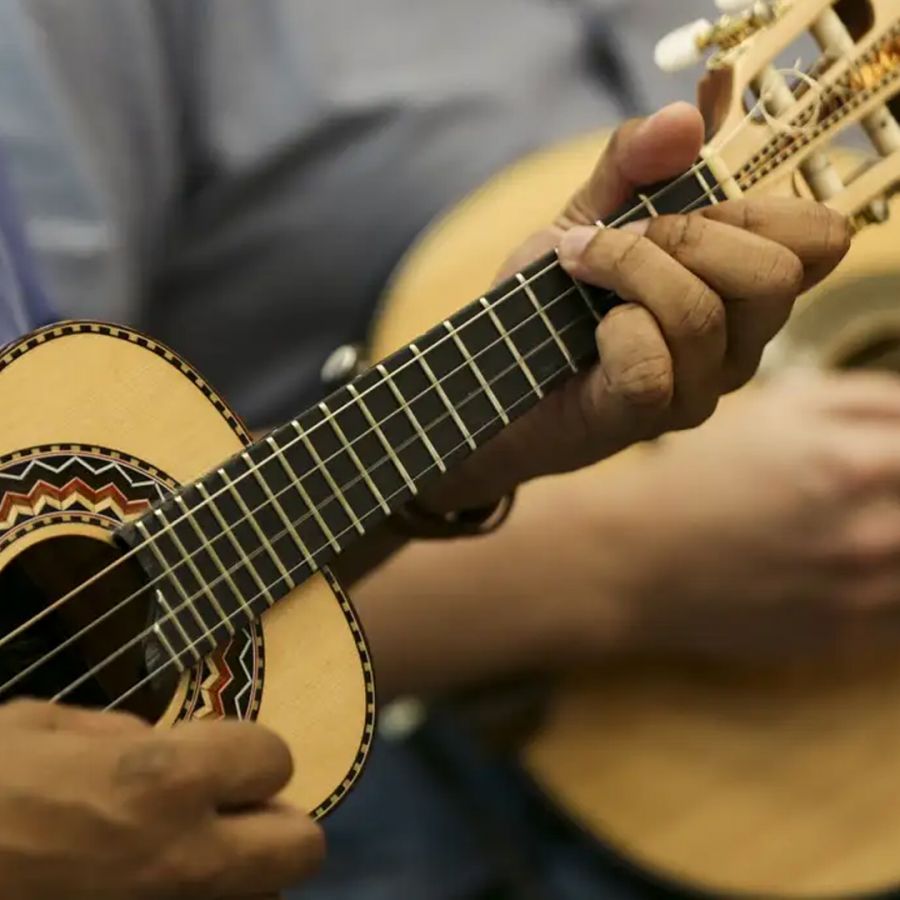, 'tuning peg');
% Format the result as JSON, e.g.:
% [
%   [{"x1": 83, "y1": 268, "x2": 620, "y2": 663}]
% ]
[{"x1": 654, "y1": 19, "x2": 713, "y2": 72}]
